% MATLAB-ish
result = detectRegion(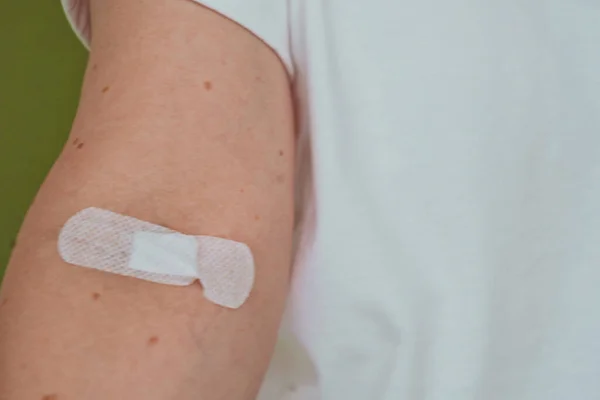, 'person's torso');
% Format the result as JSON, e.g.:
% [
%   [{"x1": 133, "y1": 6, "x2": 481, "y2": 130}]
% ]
[{"x1": 261, "y1": 2, "x2": 600, "y2": 399}]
